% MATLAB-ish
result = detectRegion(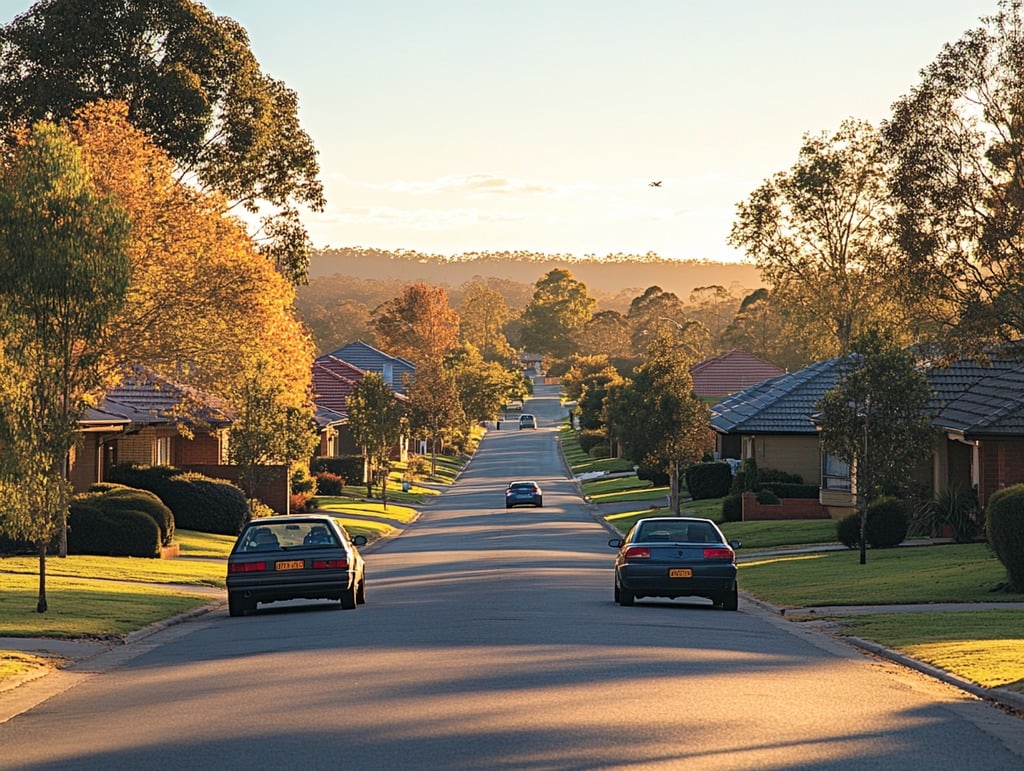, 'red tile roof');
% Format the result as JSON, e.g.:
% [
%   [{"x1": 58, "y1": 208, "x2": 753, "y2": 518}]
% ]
[{"x1": 690, "y1": 350, "x2": 786, "y2": 400}]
